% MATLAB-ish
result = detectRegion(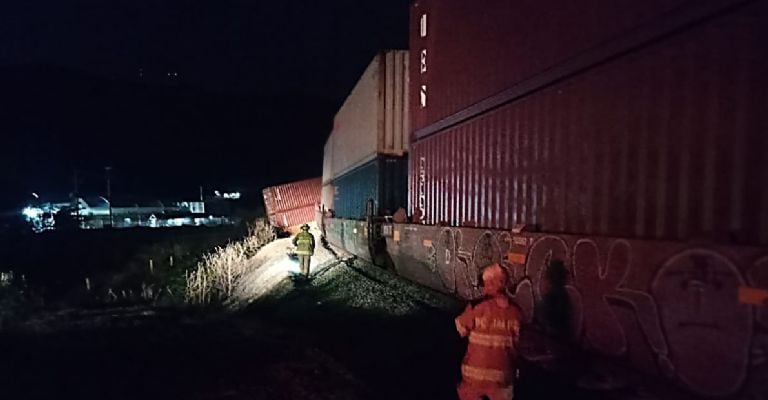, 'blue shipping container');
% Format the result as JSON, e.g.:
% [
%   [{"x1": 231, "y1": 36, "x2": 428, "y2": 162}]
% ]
[{"x1": 332, "y1": 156, "x2": 408, "y2": 220}]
